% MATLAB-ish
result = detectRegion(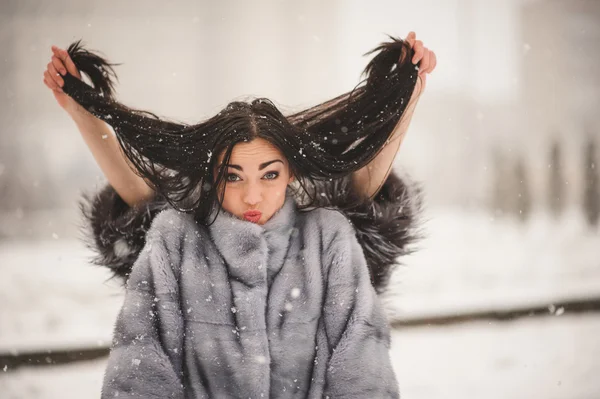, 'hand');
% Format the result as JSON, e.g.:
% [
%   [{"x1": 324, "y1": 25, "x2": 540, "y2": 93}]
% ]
[
  {"x1": 404, "y1": 31, "x2": 437, "y2": 93},
  {"x1": 43, "y1": 45, "x2": 84, "y2": 116}
]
